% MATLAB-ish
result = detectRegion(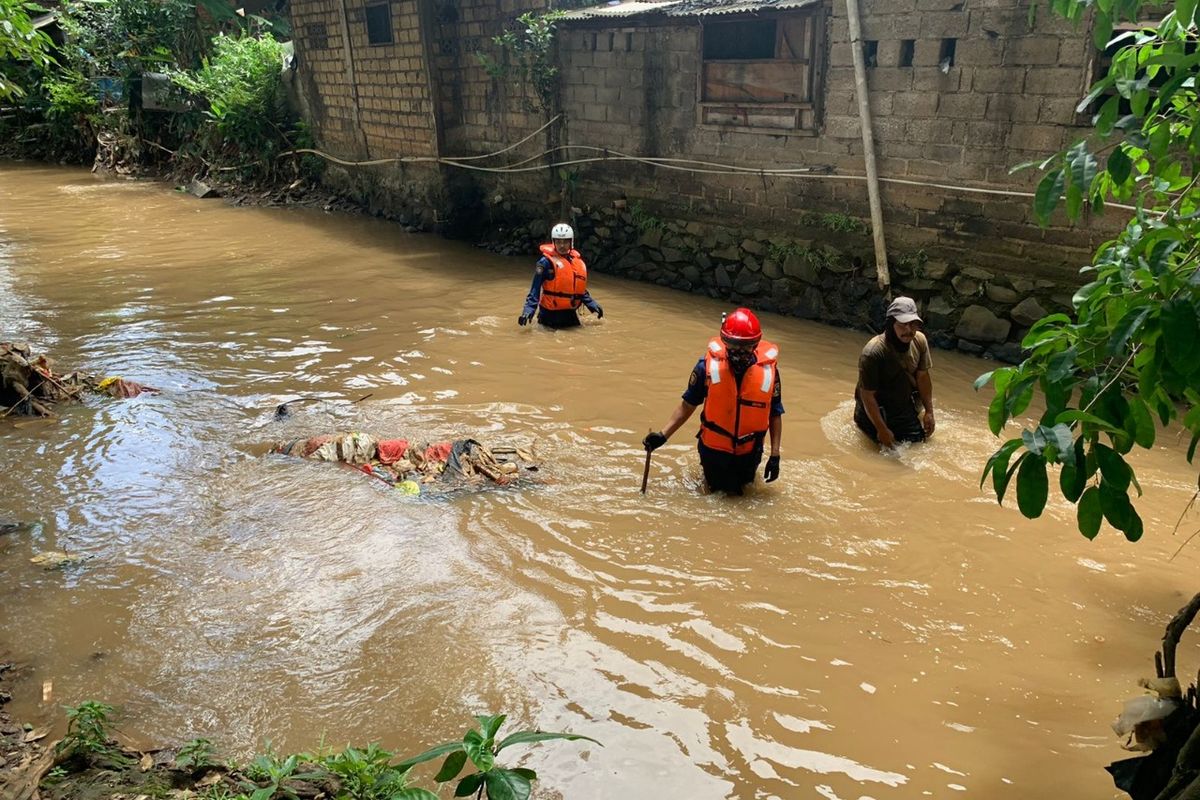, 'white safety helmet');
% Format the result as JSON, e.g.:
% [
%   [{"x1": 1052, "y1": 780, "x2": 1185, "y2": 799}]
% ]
[{"x1": 550, "y1": 222, "x2": 574, "y2": 241}]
